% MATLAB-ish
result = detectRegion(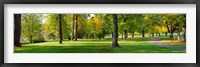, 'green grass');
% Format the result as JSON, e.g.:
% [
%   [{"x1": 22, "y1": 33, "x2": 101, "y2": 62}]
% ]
[{"x1": 15, "y1": 37, "x2": 186, "y2": 53}]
